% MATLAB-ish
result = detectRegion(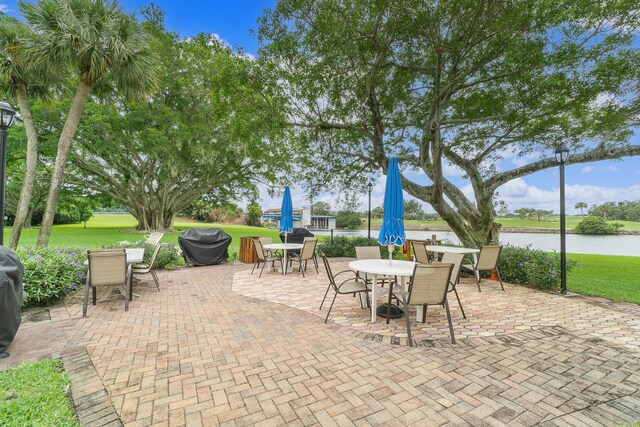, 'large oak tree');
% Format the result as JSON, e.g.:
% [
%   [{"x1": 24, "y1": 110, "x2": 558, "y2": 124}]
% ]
[{"x1": 258, "y1": 0, "x2": 640, "y2": 246}]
